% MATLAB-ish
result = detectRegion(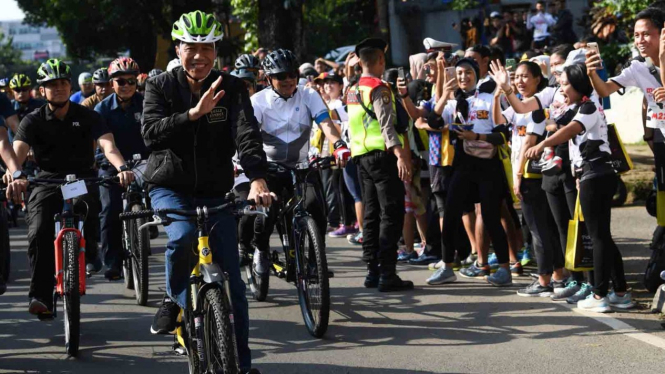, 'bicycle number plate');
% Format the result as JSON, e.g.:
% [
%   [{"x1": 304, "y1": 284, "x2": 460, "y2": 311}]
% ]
[{"x1": 61, "y1": 180, "x2": 88, "y2": 200}]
